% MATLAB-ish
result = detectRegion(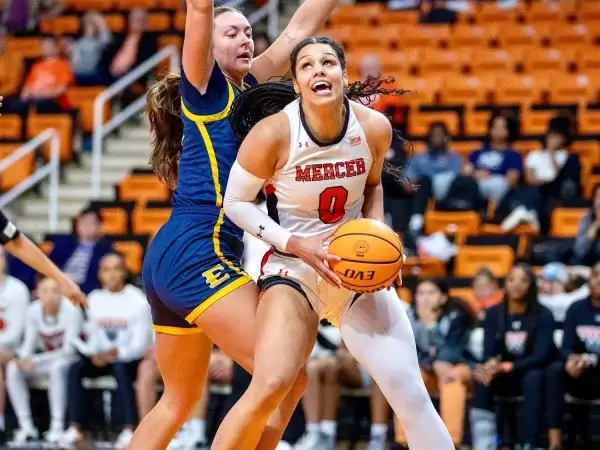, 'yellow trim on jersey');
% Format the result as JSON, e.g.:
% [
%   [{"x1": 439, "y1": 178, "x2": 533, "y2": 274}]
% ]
[
  {"x1": 153, "y1": 325, "x2": 205, "y2": 335},
  {"x1": 185, "y1": 275, "x2": 252, "y2": 324},
  {"x1": 180, "y1": 82, "x2": 234, "y2": 123}
]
